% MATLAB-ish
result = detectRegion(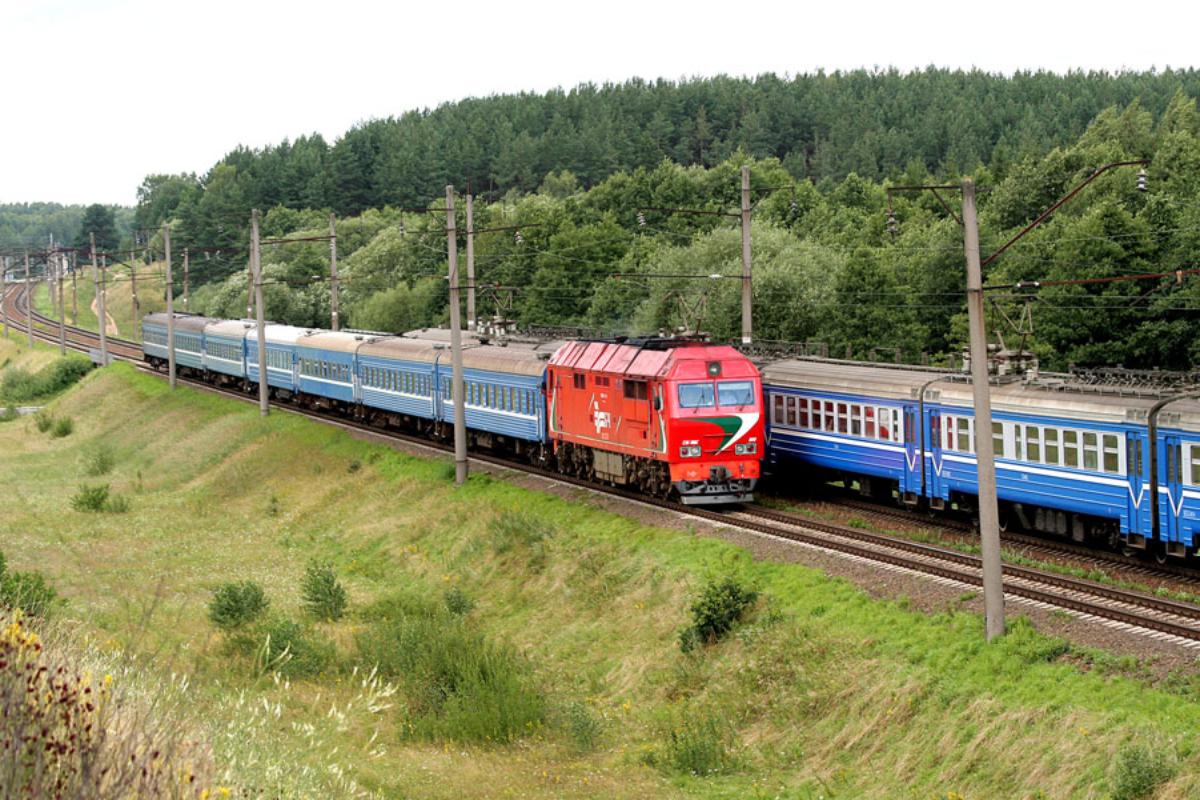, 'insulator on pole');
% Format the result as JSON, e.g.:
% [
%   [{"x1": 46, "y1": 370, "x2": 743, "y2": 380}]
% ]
[
  {"x1": 886, "y1": 210, "x2": 899, "y2": 238},
  {"x1": 1137, "y1": 167, "x2": 1148, "y2": 193},
  {"x1": 636, "y1": 211, "x2": 646, "y2": 228},
  {"x1": 514, "y1": 230, "x2": 523, "y2": 244}
]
